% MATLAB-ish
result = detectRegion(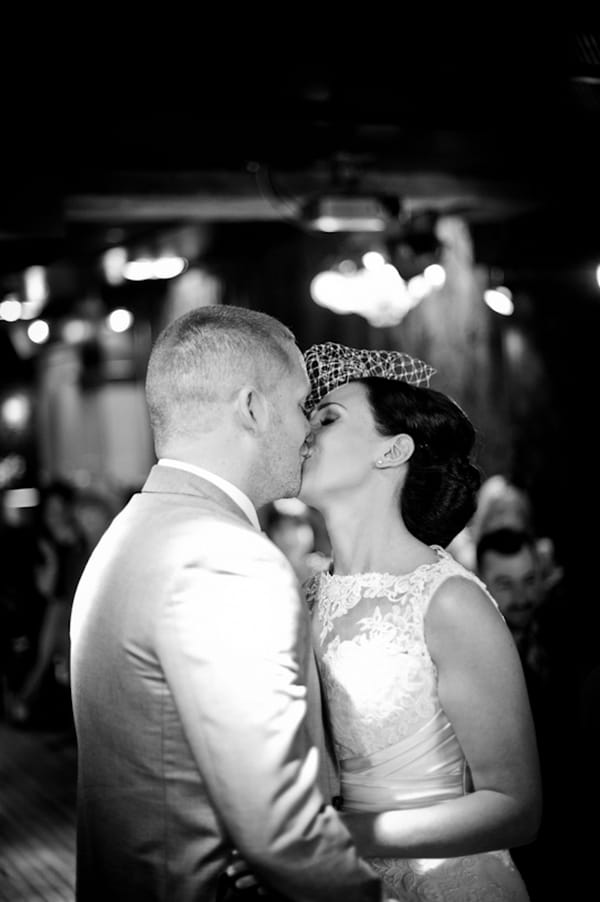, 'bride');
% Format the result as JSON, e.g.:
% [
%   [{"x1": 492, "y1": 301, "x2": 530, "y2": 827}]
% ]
[{"x1": 296, "y1": 342, "x2": 541, "y2": 901}]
